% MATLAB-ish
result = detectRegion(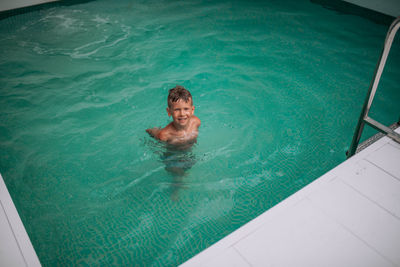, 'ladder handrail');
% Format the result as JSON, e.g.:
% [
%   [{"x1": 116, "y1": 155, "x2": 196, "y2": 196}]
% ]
[{"x1": 347, "y1": 16, "x2": 400, "y2": 158}]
